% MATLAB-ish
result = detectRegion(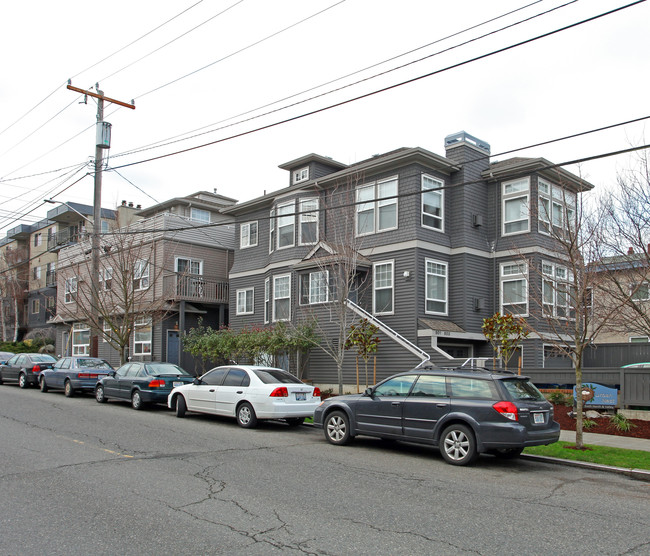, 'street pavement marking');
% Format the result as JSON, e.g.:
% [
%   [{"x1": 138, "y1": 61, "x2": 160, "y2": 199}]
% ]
[{"x1": 55, "y1": 434, "x2": 134, "y2": 458}]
